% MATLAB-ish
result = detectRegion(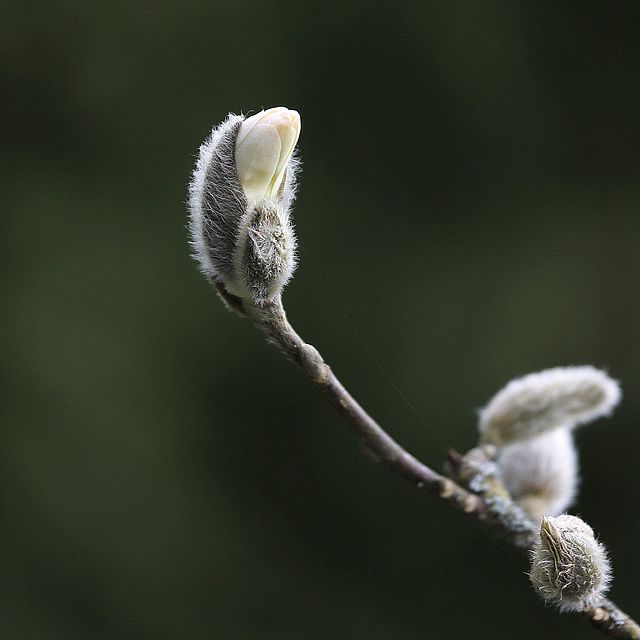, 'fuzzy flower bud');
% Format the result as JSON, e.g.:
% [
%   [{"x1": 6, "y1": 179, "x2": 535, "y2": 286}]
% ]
[
  {"x1": 530, "y1": 514, "x2": 611, "y2": 612},
  {"x1": 478, "y1": 366, "x2": 620, "y2": 446},
  {"x1": 497, "y1": 428, "x2": 578, "y2": 519},
  {"x1": 188, "y1": 108, "x2": 300, "y2": 313}
]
